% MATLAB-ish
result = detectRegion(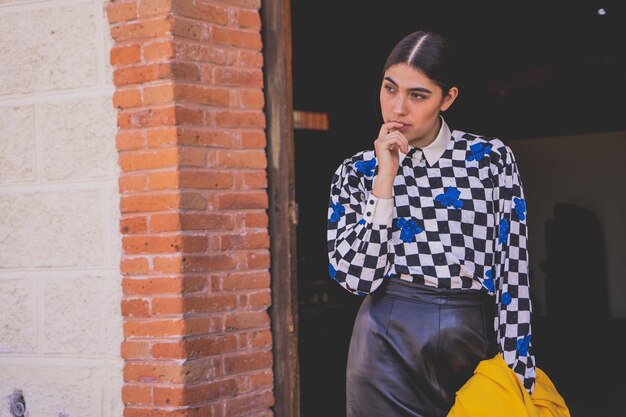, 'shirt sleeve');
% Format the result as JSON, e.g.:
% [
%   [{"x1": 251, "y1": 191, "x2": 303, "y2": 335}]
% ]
[
  {"x1": 326, "y1": 157, "x2": 393, "y2": 295},
  {"x1": 492, "y1": 144, "x2": 536, "y2": 394}
]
